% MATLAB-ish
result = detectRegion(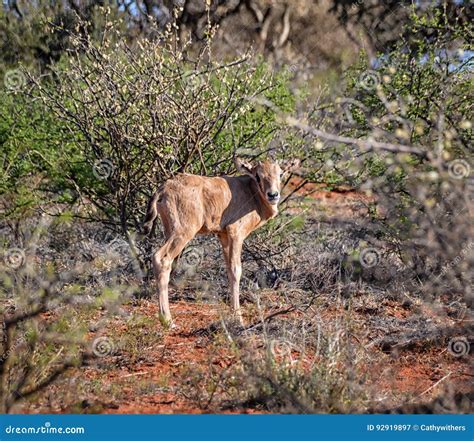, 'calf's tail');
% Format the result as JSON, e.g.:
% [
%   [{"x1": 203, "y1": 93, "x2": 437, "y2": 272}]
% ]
[{"x1": 142, "y1": 189, "x2": 162, "y2": 236}]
